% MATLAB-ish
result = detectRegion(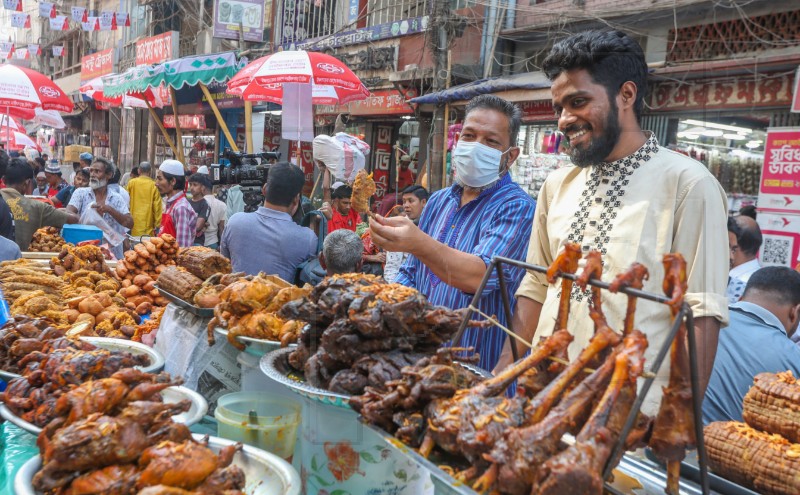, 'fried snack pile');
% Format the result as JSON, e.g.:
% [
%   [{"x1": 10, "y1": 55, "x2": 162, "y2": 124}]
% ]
[
  {"x1": 28, "y1": 226, "x2": 68, "y2": 252},
  {"x1": 50, "y1": 244, "x2": 110, "y2": 276},
  {"x1": 62, "y1": 269, "x2": 122, "y2": 299},
  {"x1": 705, "y1": 371, "x2": 800, "y2": 495},
  {"x1": 132, "y1": 305, "x2": 166, "y2": 343},
  {"x1": 10, "y1": 290, "x2": 68, "y2": 325},
  {"x1": 351, "y1": 169, "x2": 376, "y2": 213},
  {"x1": 176, "y1": 246, "x2": 232, "y2": 280},
  {"x1": 280, "y1": 273, "x2": 477, "y2": 396},
  {"x1": 206, "y1": 274, "x2": 309, "y2": 350},
  {"x1": 64, "y1": 291, "x2": 141, "y2": 339},
  {"x1": 0, "y1": 259, "x2": 65, "y2": 304},
  {"x1": 115, "y1": 234, "x2": 178, "y2": 286}
]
